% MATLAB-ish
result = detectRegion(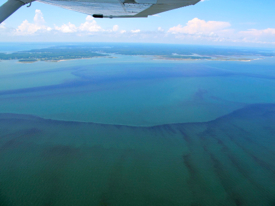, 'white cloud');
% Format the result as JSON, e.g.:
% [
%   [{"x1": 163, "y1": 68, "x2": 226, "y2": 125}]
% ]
[
  {"x1": 55, "y1": 22, "x2": 77, "y2": 33},
  {"x1": 113, "y1": 25, "x2": 119, "y2": 32},
  {"x1": 85, "y1": 15, "x2": 94, "y2": 22},
  {"x1": 17, "y1": 20, "x2": 40, "y2": 34},
  {"x1": 237, "y1": 28, "x2": 275, "y2": 45},
  {"x1": 15, "y1": 12, "x2": 103, "y2": 35},
  {"x1": 239, "y1": 28, "x2": 275, "y2": 37},
  {"x1": 131, "y1": 29, "x2": 141, "y2": 33},
  {"x1": 79, "y1": 15, "x2": 103, "y2": 32},
  {"x1": 158, "y1": 27, "x2": 164, "y2": 32},
  {"x1": 167, "y1": 18, "x2": 239, "y2": 43},
  {"x1": 0, "y1": 22, "x2": 5, "y2": 29},
  {"x1": 33, "y1": 9, "x2": 45, "y2": 24},
  {"x1": 16, "y1": 10, "x2": 51, "y2": 35},
  {"x1": 167, "y1": 18, "x2": 275, "y2": 45},
  {"x1": 2, "y1": 10, "x2": 275, "y2": 46},
  {"x1": 168, "y1": 18, "x2": 231, "y2": 35}
]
